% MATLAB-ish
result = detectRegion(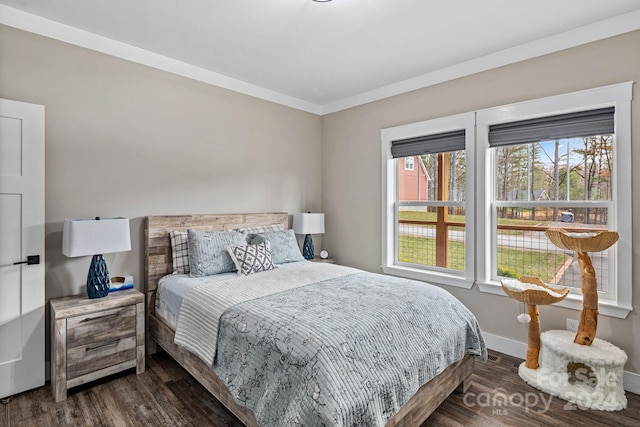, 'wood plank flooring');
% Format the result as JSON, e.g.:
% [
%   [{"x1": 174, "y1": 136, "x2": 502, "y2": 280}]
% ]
[{"x1": 2, "y1": 350, "x2": 638, "y2": 426}]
